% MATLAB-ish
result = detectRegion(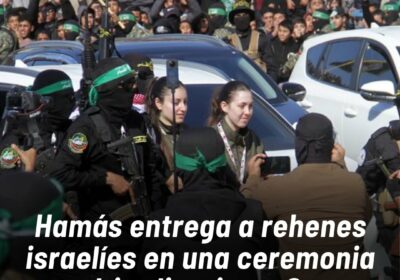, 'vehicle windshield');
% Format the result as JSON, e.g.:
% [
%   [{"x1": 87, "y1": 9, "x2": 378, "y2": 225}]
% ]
[
  {"x1": 185, "y1": 84, "x2": 294, "y2": 151},
  {"x1": 196, "y1": 55, "x2": 283, "y2": 104}
]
